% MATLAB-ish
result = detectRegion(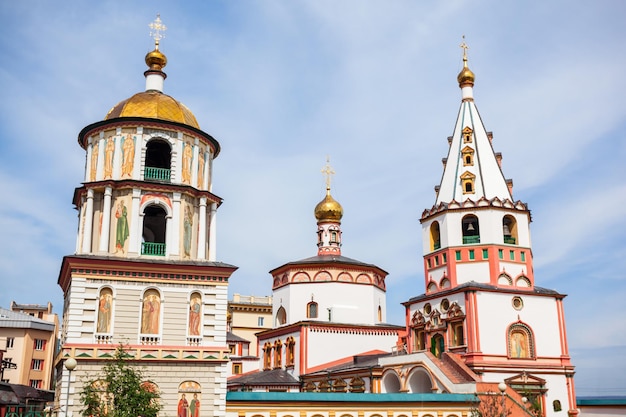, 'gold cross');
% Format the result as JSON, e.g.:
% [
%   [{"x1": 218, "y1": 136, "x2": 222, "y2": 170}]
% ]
[
  {"x1": 321, "y1": 156, "x2": 335, "y2": 191},
  {"x1": 149, "y1": 14, "x2": 167, "y2": 49},
  {"x1": 459, "y1": 35, "x2": 469, "y2": 60}
]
